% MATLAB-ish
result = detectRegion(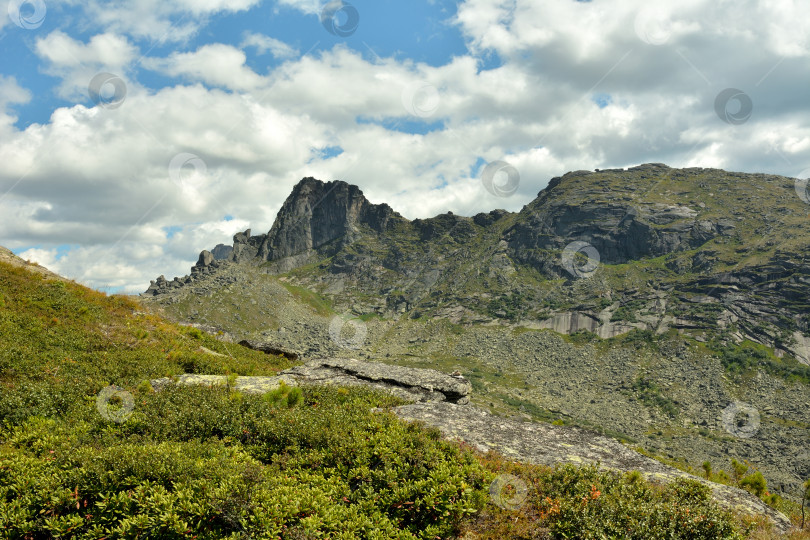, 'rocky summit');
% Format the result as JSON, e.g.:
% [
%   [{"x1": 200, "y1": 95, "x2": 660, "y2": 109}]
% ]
[{"x1": 142, "y1": 164, "x2": 810, "y2": 506}]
